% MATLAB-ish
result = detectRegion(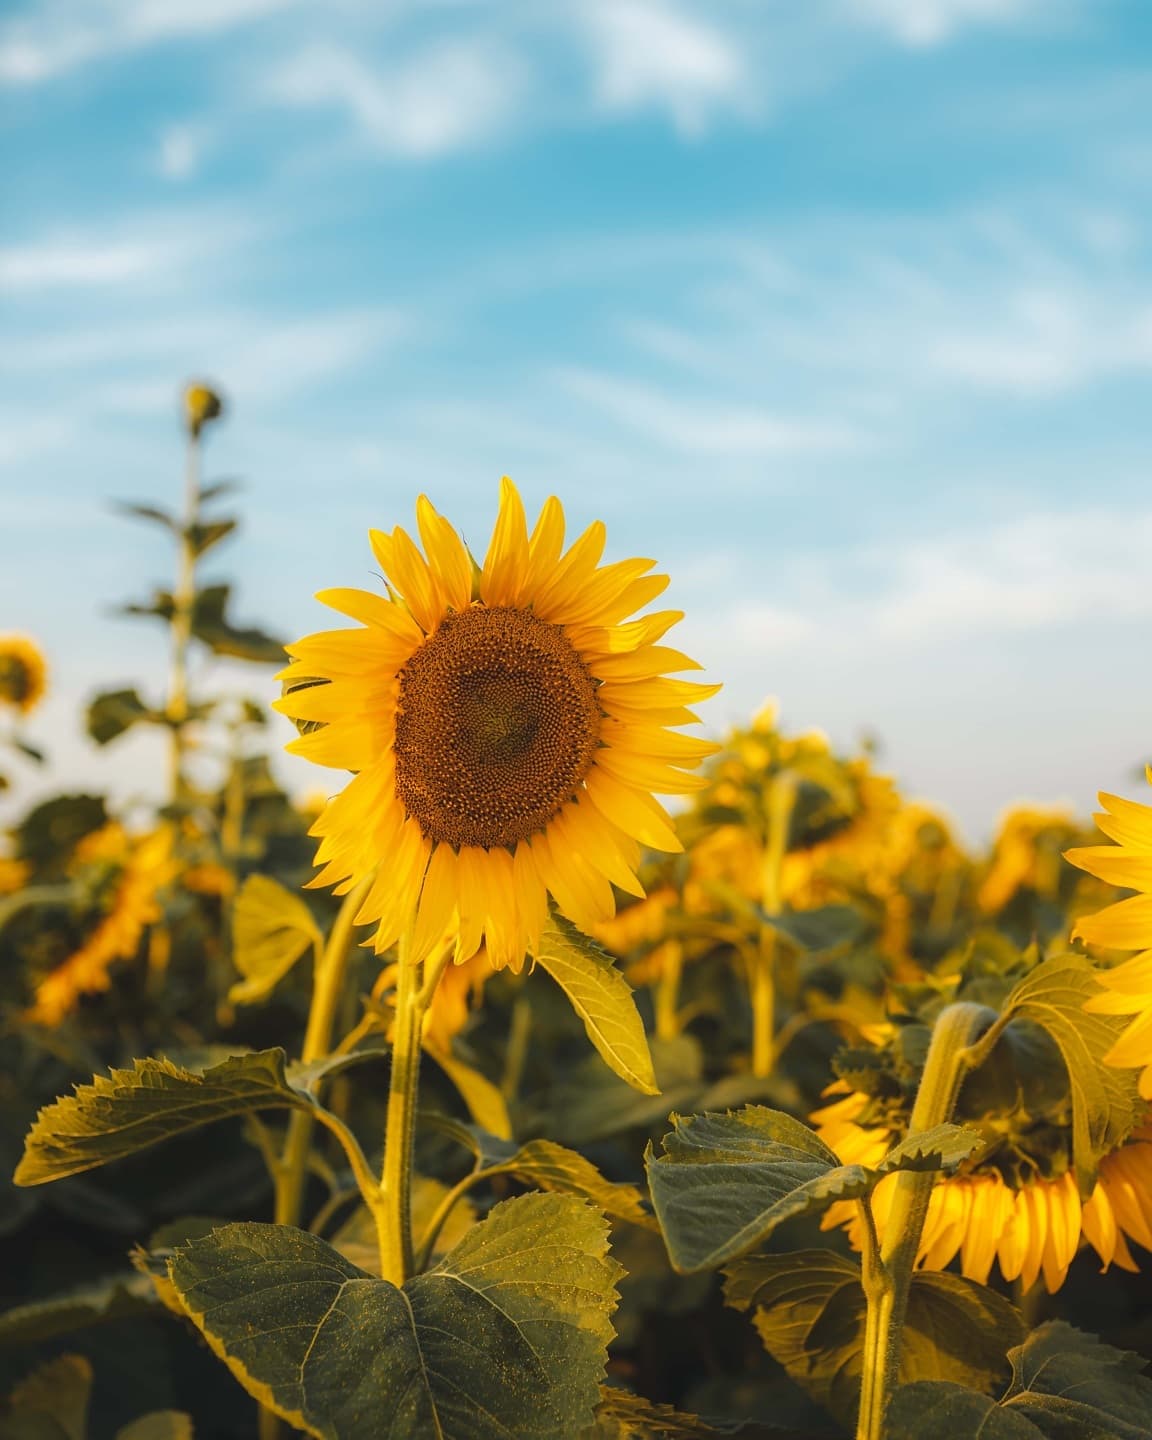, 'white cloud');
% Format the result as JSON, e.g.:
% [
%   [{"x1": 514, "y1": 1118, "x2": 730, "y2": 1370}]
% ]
[
  {"x1": 0, "y1": 0, "x2": 302, "y2": 85},
  {"x1": 559, "y1": 368, "x2": 872, "y2": 456},
  {"x1": 263, "y1": 40, "x2": 521, "y2": 158},
  {"x1": 845, "y1": 0, "x2": 1038, "y2": 48},
  {"x1": 0, "y1": 237, "x2": 179, "y2": 290},
  {"x1": 156, "y1": 121, "x2": 211, "y2": 180},
  {"x1": 579, "y1": 0, "x2": 746, "y2": 134}
]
